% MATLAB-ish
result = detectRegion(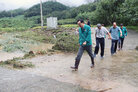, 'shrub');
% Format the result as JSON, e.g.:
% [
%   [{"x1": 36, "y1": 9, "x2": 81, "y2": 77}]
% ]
[{"x1": 52, "y1": 33, "x2": 79, "y2": 52}]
